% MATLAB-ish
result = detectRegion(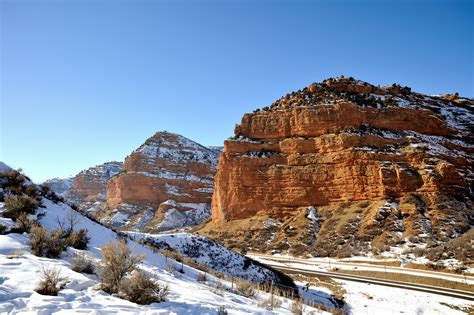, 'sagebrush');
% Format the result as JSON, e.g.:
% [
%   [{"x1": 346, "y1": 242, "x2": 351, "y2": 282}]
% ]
[
  {"x1": 97, "y1": 240, "x2": 145, "y2": 294},
  {"x1": 35, "y1": 266, "x2": 68, "y2": 296},
  {"x1": 71, "y1": 252, "x2": 95, "y2": 274},
  {"x1": 119, "y1": 270, "x2": 170, "y2": 304}
]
